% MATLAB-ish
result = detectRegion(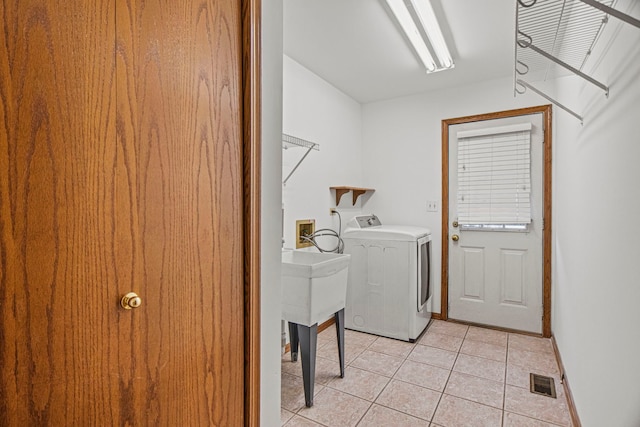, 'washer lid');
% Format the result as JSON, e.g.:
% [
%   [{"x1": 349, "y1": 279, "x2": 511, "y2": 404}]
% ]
[{"x1": 343, "y1": 225, "x2": 431, "y2": 241}]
